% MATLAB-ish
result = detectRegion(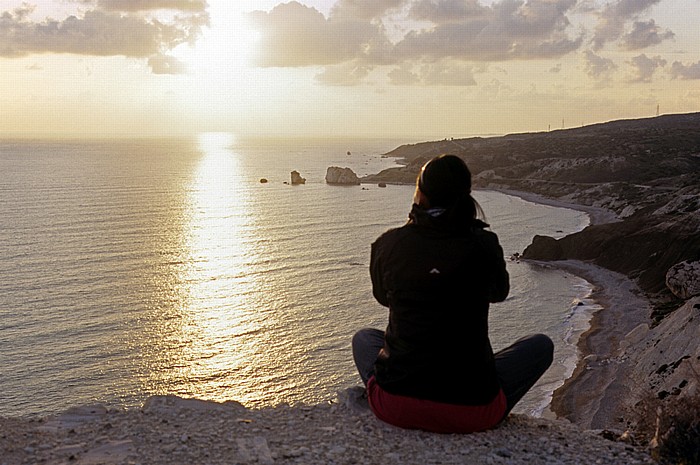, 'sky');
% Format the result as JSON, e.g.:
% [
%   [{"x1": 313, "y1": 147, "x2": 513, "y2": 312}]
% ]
[{"x1": 0, "y1": 0, "x2": 699, "y2": 139}]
